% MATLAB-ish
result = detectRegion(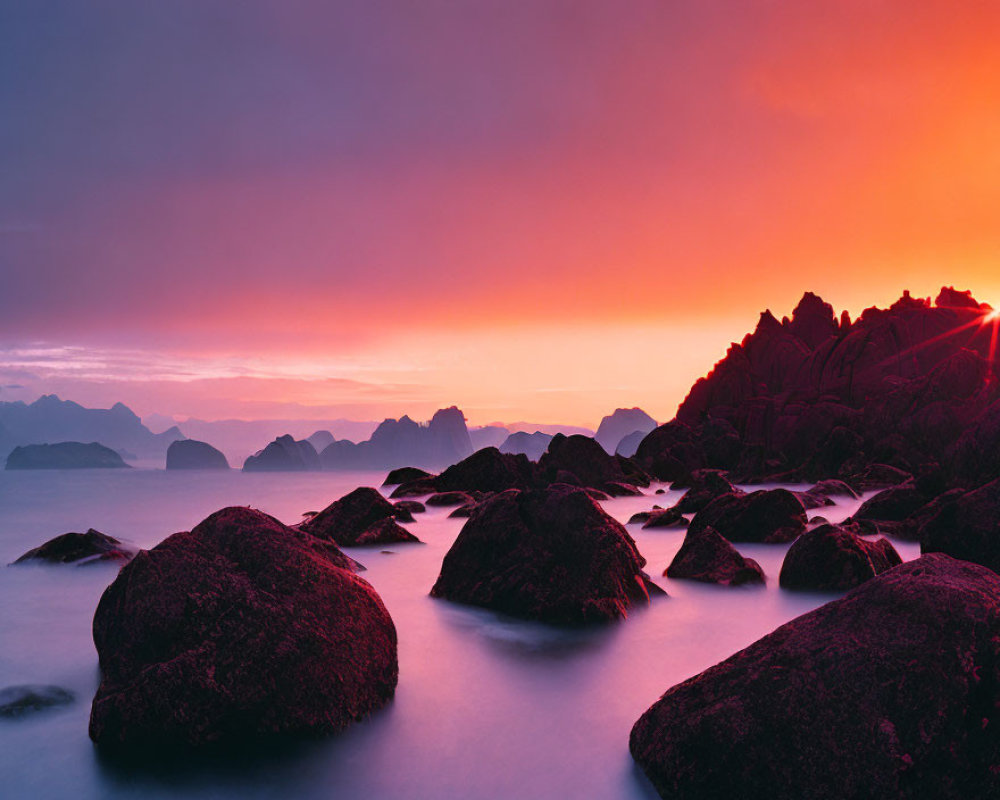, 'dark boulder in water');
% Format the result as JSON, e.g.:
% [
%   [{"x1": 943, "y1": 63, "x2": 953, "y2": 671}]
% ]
[
  {"x1": 11, "y1": 529, "x2": 135, "y2": 566},
  {"x1": 430, "y1": 485, "x2": 662, "y2": 625},
  {"x1": 631, "y1": 555, "x2": 1000, "y2": 800},
  {"x1": 426, "y1": 491, "x2": 475, "y2": 507},
  {"x1": 393, "y1": 500, "x2": 426, "y2": 515},
  {"x1": 382, "y1": 466, "x2": 433, "y2": 486},
  {"x1": 538, "y1": 434, "x2": 644, "y2": 493},
  {"x1": 0, "y1": 685, "x2": 75, "y2": 718},
  {"x1": 672, "y1": 470, "x2": 741, "y2": 514},
  {"x1": 688, "y1": 489, "x2": 807, "y2": 544},
  {"x1": 922, "y1": 479, "x2": 1000, "y2": 574},
  {"x1": 165, "y1": 439, "x2": 229, "y2": 470},
  {"x1": 779, "y1": 524, "x2": 901, "y2": 591},
  {"x1": 242, "y1": 435, "x2": 320, "y2": 472},
  {"x1": 806, "y1": 479, "x2": 859, "y2": 500},
  {"x1": 434, "y1": 447, "x2": 536, "y2": 493},
  {"x1": 89, "y1": 507, "x2": 397, "y2": 750},
  {"x1": 665, "y1": 527, "x2": 764, "y2": 586},
  {"x1": 5, "y1": 441, "x2": 129, "y2": 470},
  {"x1": 301, "y1": 487, "x2": 421, "y2": 546}
]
